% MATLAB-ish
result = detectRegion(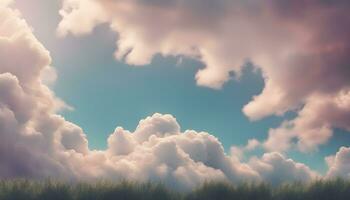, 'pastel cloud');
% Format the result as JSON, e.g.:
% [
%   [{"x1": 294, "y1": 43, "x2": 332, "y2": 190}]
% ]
[
  {"x1": 264, "y1": 91, "x2": 350, "y2": 152},
  {"x1": 3, "y1": 0, "x2": 350, "y2": 190},
  {"x1": 326, "y1": 147, "x2": 350, "y2": 179},
  {"x1": 0, "y1": 0, "x2": 11, "y2": 6},
  {"x1": 0, "y1": 2, "x2": 320, "y2": 188},
  {"x1": 230, "y1": 139, "x2": 262, "y2": 160},
  {"x1": 249, "y1": 152, "x2": 318, "y2": 186},
  {"x1": 57, "y1": 0, "x2": 350, "y2": 152}
]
